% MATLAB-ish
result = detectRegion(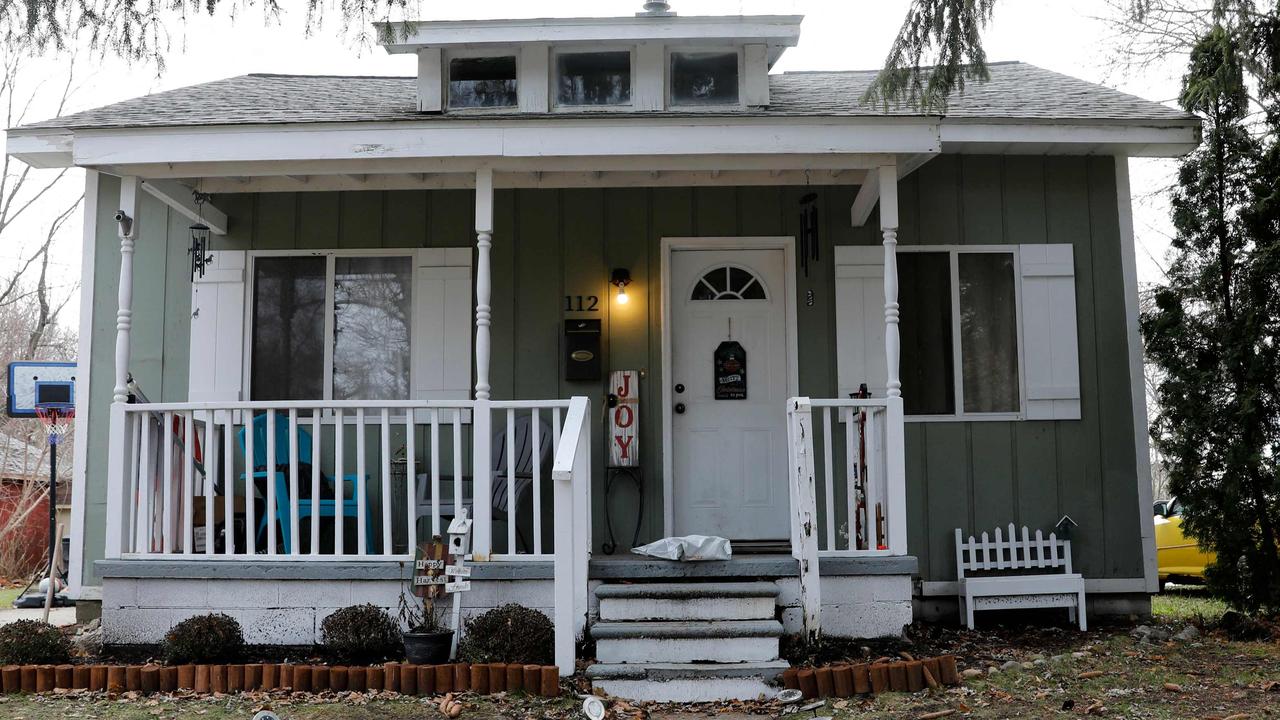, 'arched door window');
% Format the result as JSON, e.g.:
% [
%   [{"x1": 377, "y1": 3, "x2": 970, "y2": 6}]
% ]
[{"x1": 690, "y1": 265, "x2": 768, "y2": 301}]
